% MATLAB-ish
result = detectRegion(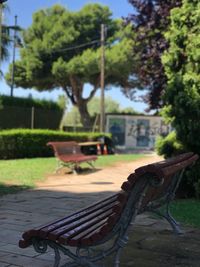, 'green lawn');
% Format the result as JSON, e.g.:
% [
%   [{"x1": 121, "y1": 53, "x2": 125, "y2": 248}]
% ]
[
  {"x1": 171, "y1": 199, "x2": 200, "y2": 228},
  {"x1": 0, "y1": 154, "x2": 144, "y2": 195}
]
